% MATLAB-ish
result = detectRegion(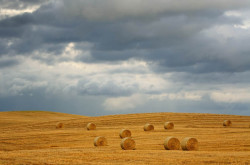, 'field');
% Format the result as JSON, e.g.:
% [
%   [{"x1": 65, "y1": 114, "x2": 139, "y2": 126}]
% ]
[{"x1": 0, "y1": 111, "x2": 250, "y2": 164}]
